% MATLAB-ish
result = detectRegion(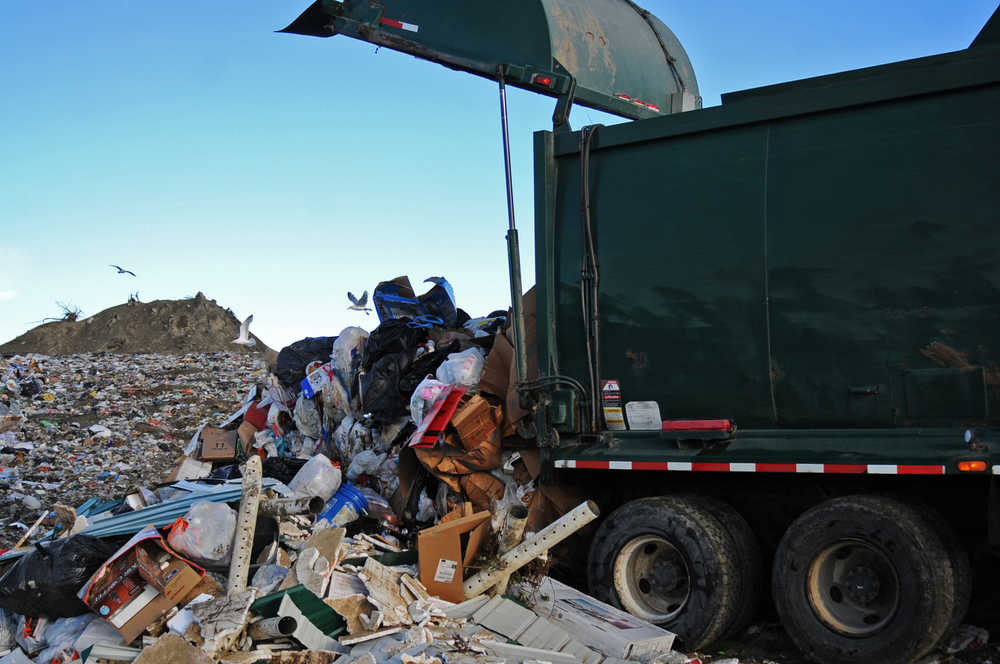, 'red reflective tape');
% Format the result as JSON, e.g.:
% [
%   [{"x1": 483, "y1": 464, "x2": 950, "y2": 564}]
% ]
[
  {"x1": 898, "y1": 465, "x2": 945, "y2": 475},
  {"x1": 632, "y1": 461, "x2": 669, "y2": 471},
  {"x1": 380, "y1": 17, "x2": 403, "y2": 28},
  {"x1": 692, "y1": 462, "x2": 730, "y2": 472},
  {"x1": 662, "y1": 419, "x2": 732, "y2": 431},
  {"x1": 824, "y1": 464, "x2": 867, "y2": 474},
  {"x1": 756, "y1": 463, "x2": 797, "y2": 473},
  {"x1": 575, "y1": 460, "x2": 610, "y2": 470}
]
